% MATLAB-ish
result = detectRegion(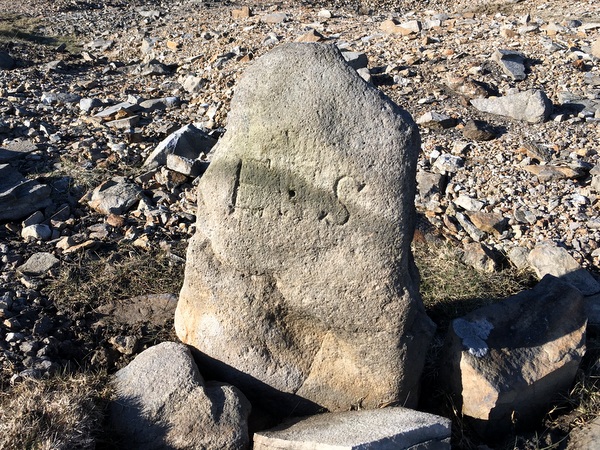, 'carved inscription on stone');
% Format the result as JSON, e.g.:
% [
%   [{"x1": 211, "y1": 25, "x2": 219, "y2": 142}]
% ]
[{"x1": 229, "y1": 157, "x2": 363, "y2": 225}]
